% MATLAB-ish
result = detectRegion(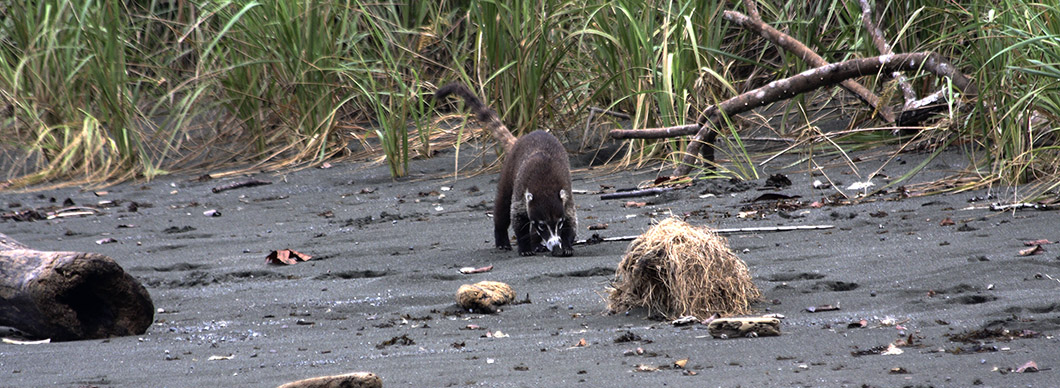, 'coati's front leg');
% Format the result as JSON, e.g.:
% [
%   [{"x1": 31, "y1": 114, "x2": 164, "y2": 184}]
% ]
[
  {"x1": 494, "y1": 184, "x2": 513, "y2": 251},
  {"x1": 512, "y1": 213, "x2": 536, "y2": 256},
  {"x1": 553, "y1": 218, "x2": 576, "y2": 257}
]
